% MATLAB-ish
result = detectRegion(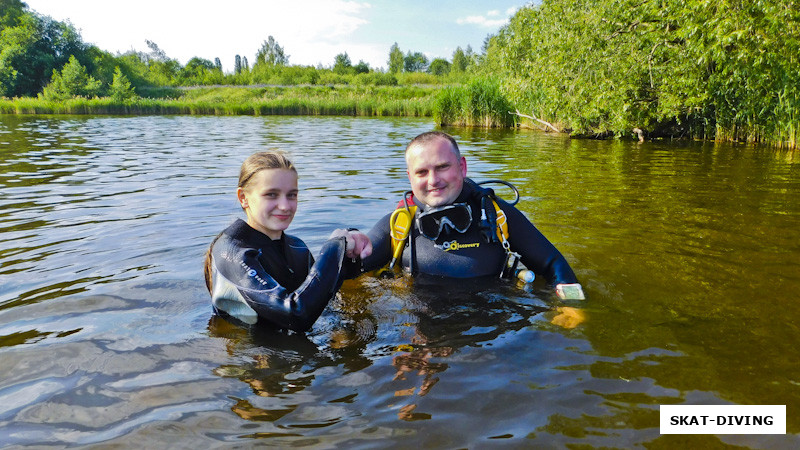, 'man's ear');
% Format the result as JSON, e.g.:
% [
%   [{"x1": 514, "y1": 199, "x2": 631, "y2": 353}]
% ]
[
  {"x1": 460, "y1": 156, "x2": 467, "y2": 177},
  {"x1": 236, "y1": 187, "x2": 248, "y2": 209}
]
